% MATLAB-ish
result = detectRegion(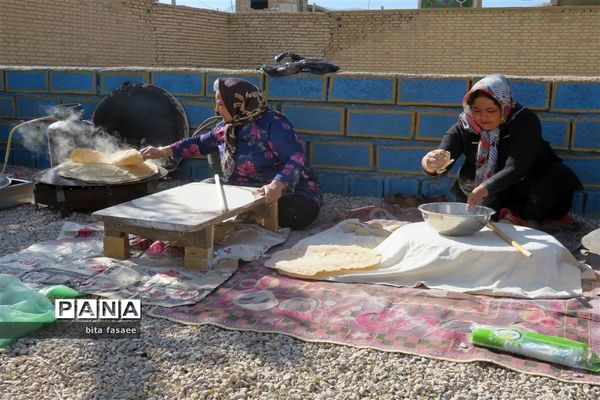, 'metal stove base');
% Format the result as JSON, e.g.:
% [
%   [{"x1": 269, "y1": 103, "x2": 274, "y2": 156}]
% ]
[{"x1": 34, "y1": 180, "x2": 159, "y2": 216}]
